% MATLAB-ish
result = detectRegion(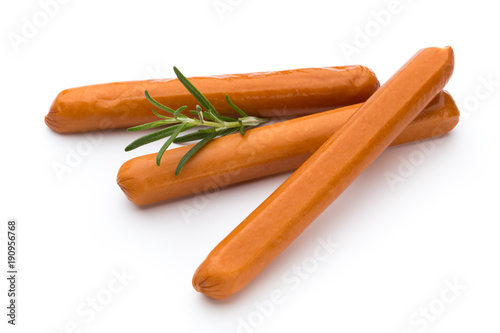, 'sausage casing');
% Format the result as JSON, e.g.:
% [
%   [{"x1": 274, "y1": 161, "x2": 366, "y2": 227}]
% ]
[
  {"x1": 192, "y1": 47, "x2": 455, "y2": 299},
  {"x1": 45, "y1": 66, "x2": 379, "y2": 133},
  {"x1": 117, "y1": 91, "x2": 459, "y2": 206}
]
